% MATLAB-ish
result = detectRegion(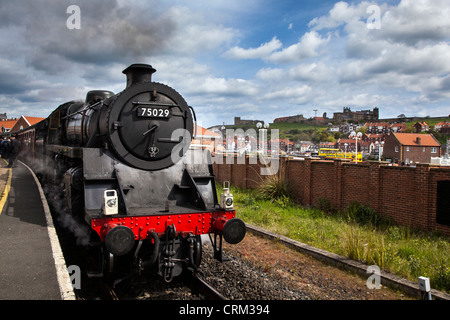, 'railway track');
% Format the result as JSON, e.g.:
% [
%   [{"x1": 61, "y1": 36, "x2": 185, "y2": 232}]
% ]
[
  {"x1": 97, "y1": 271, "x2": 226, "y2": 300},
  {"x1": 87, "y1": 273, "x2": 226, "y2": 300},
  {"x1": 188, "y1": 274, "x2": 227, "y2": 300}
]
